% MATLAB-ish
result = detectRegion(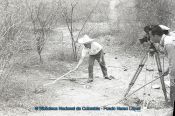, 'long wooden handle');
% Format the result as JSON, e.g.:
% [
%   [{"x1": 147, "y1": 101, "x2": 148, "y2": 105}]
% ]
[{"x1": 43, "y1": 70, "x2": 75, "y2": 86}]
